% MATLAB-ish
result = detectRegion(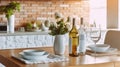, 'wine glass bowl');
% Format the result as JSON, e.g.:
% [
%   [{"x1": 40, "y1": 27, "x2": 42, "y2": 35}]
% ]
[{"x1": 89, "y1": 27, "x2": 101, "y2": 44}]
